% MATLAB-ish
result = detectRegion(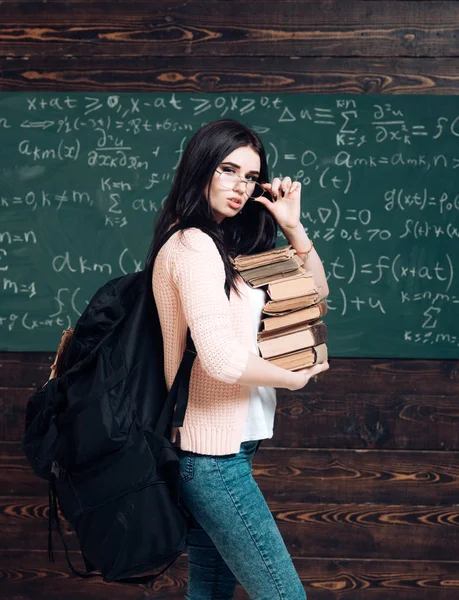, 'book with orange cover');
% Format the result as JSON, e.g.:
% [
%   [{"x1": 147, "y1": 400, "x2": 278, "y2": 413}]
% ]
[
  {"x1": 267, "y1": 343, "x2": 328, "y2": 370},
  {"x1": 257, "y1": 321, "x2": 328, "y2": 359},
  {"x1": 260, "y1": 300, "x2": 328, "y2": 332}
]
